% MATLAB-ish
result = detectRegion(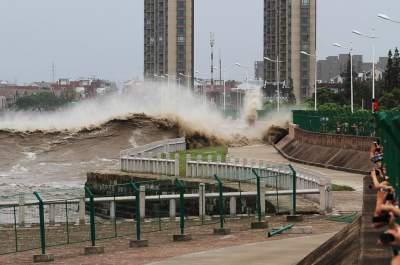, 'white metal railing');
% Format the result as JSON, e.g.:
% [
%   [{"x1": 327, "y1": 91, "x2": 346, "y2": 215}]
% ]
[
  {"x1": 0, "y1": 188, "x2": 321, "y2": 226},
  {"x1": 118, "y1": 139, "x2": 331, "y2": 214},
  {"x1": 120, "y1": 154, "x2": 180, "y2": 176},
  {"x1": 120, "y1": 137, "x2": 186, "y2": 157},
  {"x1": 185, "y1": 155, "x2": 327, "y2": 190}
]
